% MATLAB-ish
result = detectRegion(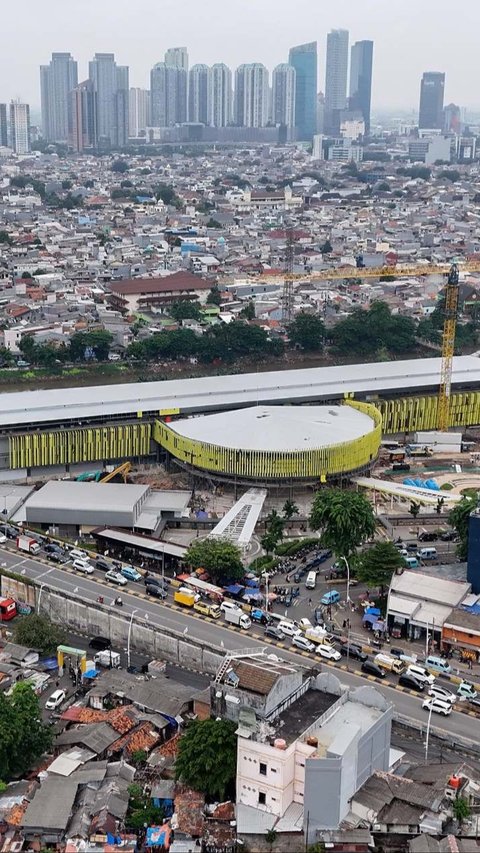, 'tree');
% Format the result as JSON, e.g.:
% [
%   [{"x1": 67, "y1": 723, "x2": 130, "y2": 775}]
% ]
[
  {"x1": 409, "y1": 502, "x2": 420, "y2": 519},
  {"x1": 184, "y1": 537, "x2": 244, "y2": 583},
  {"x1": 321, "y1": 238, "x2": 332, "y2": 254},
  {"x1": 13, "y1": 614, "x2": 66, "y2": 656},
  {"x1": 282, "y1": 499, "x2": 299, "y2": 520},
  {"x1": 206, "y1": 285, "x2": 222, "y2": 306},
  {"x1": 331, "y1": 301, "x2": 416, "y2": 358},
  {"x1": 239, "y1": 300, "x2": 255, "y2": 320},
  {"x1": 175, "y1": 719, "x2": 237, "y2": 800},
  {"x1": 19, "y1": 335, "x2": 36, "y2": 360},
  {"x1": 154, "y1": 183, "x2": 178, "y2": 206},
  {"x1": 265, "y1": 828, "x2": 277, "y2": 851},
  {"x1": 0, "y1": 231, "x2": 12, "y2": 245},
  {"x1": 169, "y1": 300, "x2": 202, "y2": 322},
  {"x1": 452, "y1": 796, "x2": 471, "y2": 824},
  {"x1": 0, "y1": 683, "x2": 53, "y2": 779},
  {"x1": 450, "y1": 497, "x2": 476, "y2": 560},
  {"x1": 309, "y1": 488, "x2": 376, "y2": 558},
  {"x1": 288, "y1": 312, "x2": 325, "y2": 351},
  {"x1": 206, "y1": 218, "x2": 222, "y2": 228},
  {"x1": 130, "y1": 749, "x2": 147, "y2": 765},
  {"x1": 69, "y1": 330, "x2": 113, "y2": 362},
  {"x1": 356, "y1": 541, "x2": 405, "y2": 587},
  {"x1": 127, "y1": 783, "x2": 164, "y2": 831},
  {"x1": 261, "y1": 509, "x2": 285, "y2": 553},
  {"x1": 111, "y1": 159, "x2": 129, "y2": 173}
]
